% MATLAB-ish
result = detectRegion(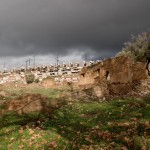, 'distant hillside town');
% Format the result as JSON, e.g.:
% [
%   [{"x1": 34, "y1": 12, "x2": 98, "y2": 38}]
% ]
[{"x1": 0, "y1": 60, "x2": 101, "y2": 84}]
